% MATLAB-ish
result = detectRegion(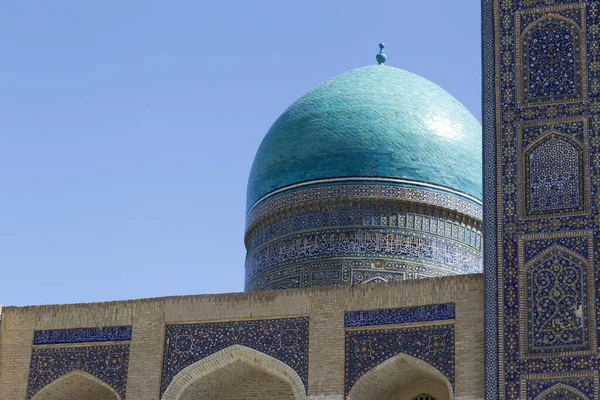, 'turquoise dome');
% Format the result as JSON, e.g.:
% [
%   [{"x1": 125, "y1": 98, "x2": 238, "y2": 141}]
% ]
[{"x1": 247, "y1": 65, "x2": 482, "y2": 210}]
